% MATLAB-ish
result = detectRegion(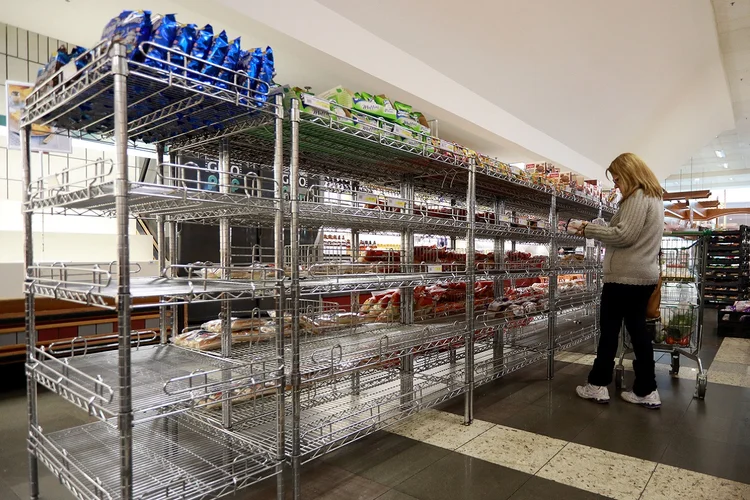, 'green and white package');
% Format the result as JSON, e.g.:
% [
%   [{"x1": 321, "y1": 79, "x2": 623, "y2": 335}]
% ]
[
  {"x1": 317, "y1": 85, "x2": 355, "y2": 109},
  {"x1": 353, "y1": 92, "x2": 397, "y2": 121}
]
